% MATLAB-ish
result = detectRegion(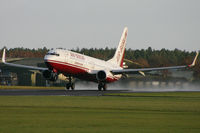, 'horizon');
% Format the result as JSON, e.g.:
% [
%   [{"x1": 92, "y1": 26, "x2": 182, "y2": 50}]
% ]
[
  {"x1": 0, "y1": 46, "x2": 198, "y2": 53},
  {"x1": 0, "y1": 0, "x2": 200, "y2": 51}
]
